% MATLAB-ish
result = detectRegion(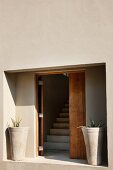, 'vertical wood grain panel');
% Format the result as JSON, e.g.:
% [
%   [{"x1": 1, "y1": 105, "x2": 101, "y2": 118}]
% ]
[{"x1": 69, "y1": 72, "x2": 86, "y2": 159}]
